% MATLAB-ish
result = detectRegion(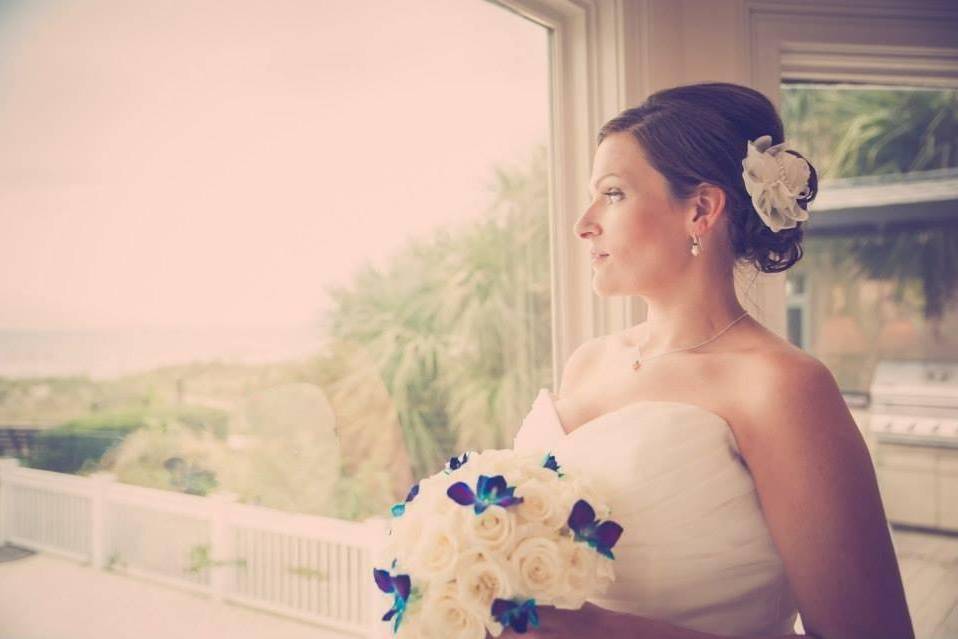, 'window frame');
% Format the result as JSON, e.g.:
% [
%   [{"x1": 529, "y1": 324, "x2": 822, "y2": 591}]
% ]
[{"x1": 493, "y1": 0, "x2": 644, "y2": 389}]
